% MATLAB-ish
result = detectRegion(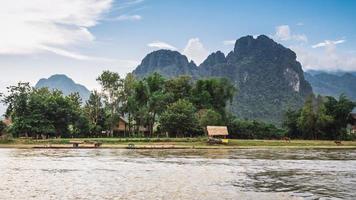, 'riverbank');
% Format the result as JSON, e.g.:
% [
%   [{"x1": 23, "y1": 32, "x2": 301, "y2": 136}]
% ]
[{"x1": 0, "y1": 138, "x2": 356, "y2": 149}]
